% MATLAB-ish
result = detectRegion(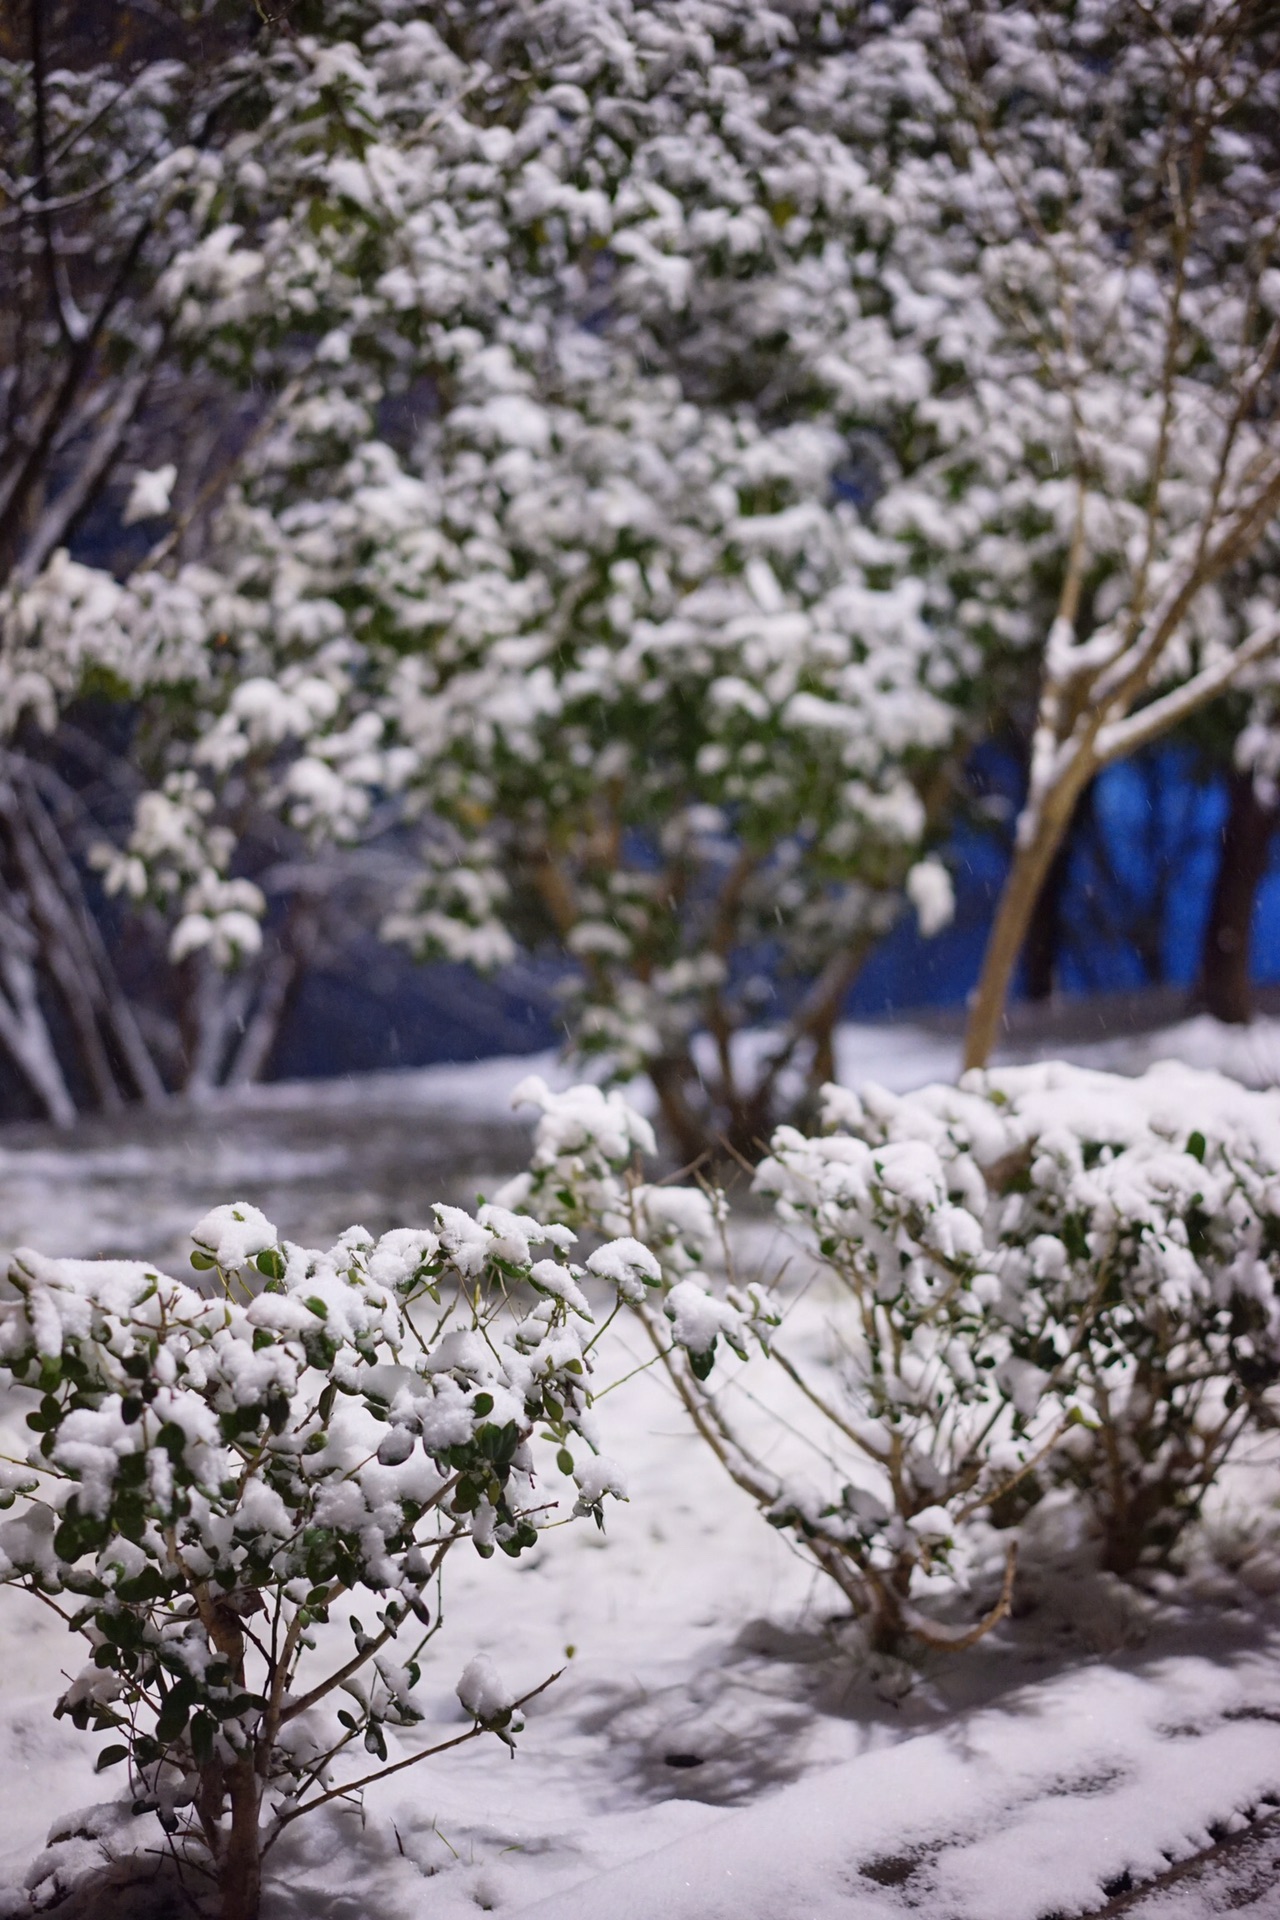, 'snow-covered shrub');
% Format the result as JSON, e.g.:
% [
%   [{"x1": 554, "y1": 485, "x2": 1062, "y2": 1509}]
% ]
[
  {"x1": 504, "y1": 1078, "x2": 1028, "y2": 1653},
  {"x1": 7, "y1": 2, "x2": 1280, "y2": 1133},
  {"x1": 820, "y1": 1063, "x2": 1280, "y2": 1576},
  {"x1": 507, "y1": 1063, "x2": 1280, "y2": 1651},
  {"x1": 752, "y1": 1113, "x2": 1069, "y2": 1644},
  {"x1": 0, "y1": 1195, "x2": 644, "y2": 1920},
  {"x1": 500, "y1": 1075, "x2": 779, "y2": 1378}
]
